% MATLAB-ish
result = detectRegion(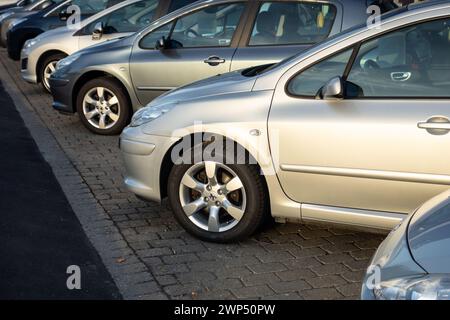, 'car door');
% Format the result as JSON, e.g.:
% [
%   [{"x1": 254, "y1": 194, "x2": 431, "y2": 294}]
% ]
[
  {"x1": 231, "y1": 0, "x2": 342, "y2": 71},
  {"x1": 129, "y1": 2, "x2": 248, "y2": 103},
  {"x1": 78, "y1": 0, "x2": 161, "y2": 50},
  {"x1": 268, "y1": 17, "x2": 450, "y2": 215}
]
